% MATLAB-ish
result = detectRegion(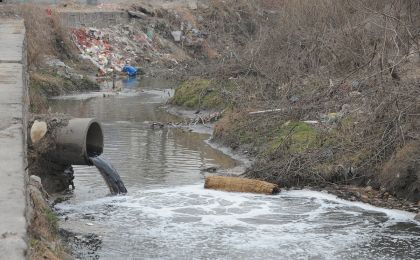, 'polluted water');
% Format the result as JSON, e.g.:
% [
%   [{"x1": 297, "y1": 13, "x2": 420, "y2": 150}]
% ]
[
  {"x1": 50, "y1": 83, "x2": 420, "y2": 259},
  {"x1": 89, "y1": 155, "x2": 127, "y2": 194}
]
